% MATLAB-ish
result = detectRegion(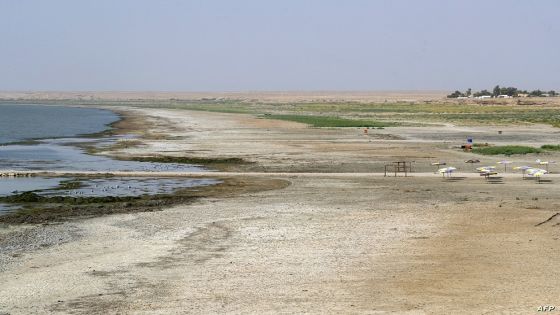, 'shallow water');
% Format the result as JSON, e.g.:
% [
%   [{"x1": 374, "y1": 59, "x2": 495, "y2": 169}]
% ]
[
  {"x1": 0, "y1": 203, "x2": 20, "y2": 215},
  {"x1": 0, "y1": 104, "x2": 119, "y2": 144},
  {"x1": 39, "y1": 177, "x2": 220, "y2": 197},
  {"x1": 0, "y1": 141, "x2": 205, "y2": 172},
  {"x1": 0, "y1": 177, "x2": 219, "y2": 217},
  {"x1": 0, "y1": 177, "x2": 63, "y2": 196}
]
